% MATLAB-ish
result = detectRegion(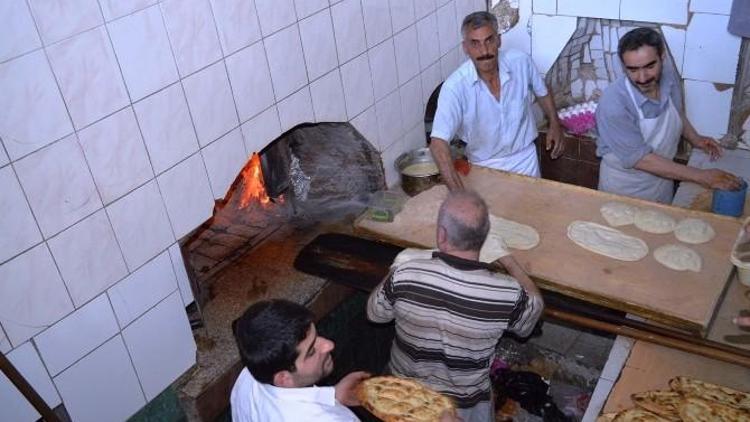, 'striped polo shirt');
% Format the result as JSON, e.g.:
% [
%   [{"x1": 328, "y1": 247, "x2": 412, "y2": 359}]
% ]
[{"x1": 366, "y1": 252, "x2": 543, "y2": 408}]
